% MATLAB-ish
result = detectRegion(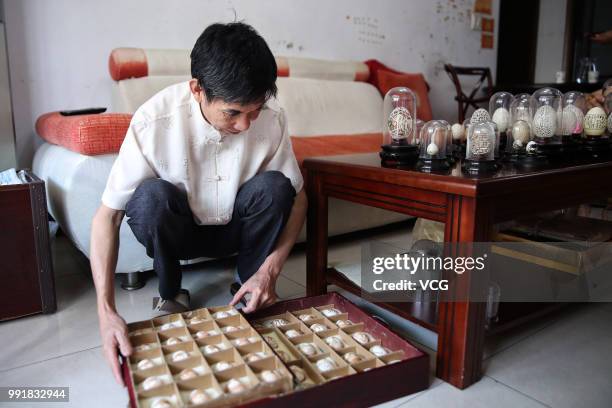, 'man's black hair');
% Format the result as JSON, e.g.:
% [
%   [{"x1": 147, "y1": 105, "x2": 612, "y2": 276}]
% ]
[{"x1": 190, "y1": 22, "x2": 277, "y2": 105}]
